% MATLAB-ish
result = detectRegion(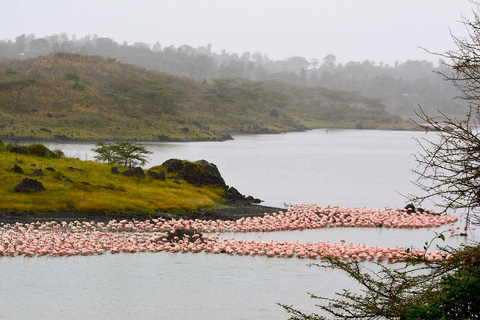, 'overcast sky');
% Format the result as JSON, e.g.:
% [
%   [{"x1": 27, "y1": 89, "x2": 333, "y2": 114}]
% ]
[{"x1": 0, "y1": 0, "x2": 475, "y2": 64}]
